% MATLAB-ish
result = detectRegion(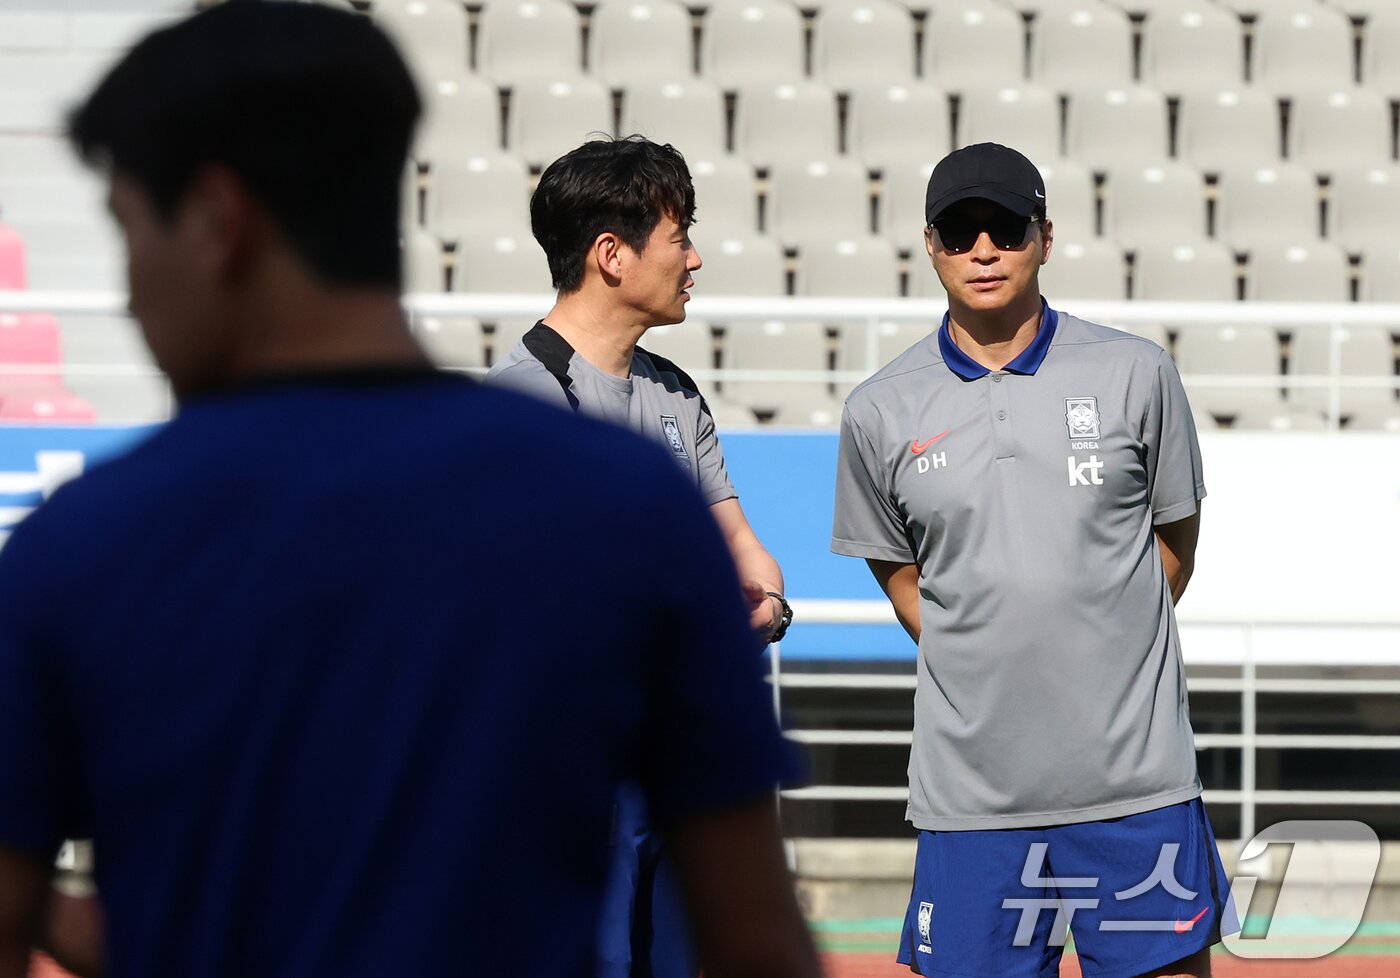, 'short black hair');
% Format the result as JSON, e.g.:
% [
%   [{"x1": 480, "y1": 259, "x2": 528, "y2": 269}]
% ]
[
  {"x1": 69, "y1": 0, "x2": 421, "y2": 289},
  {"x1": 530, "y1": 136, "x2": 696, "y2": 293}
]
